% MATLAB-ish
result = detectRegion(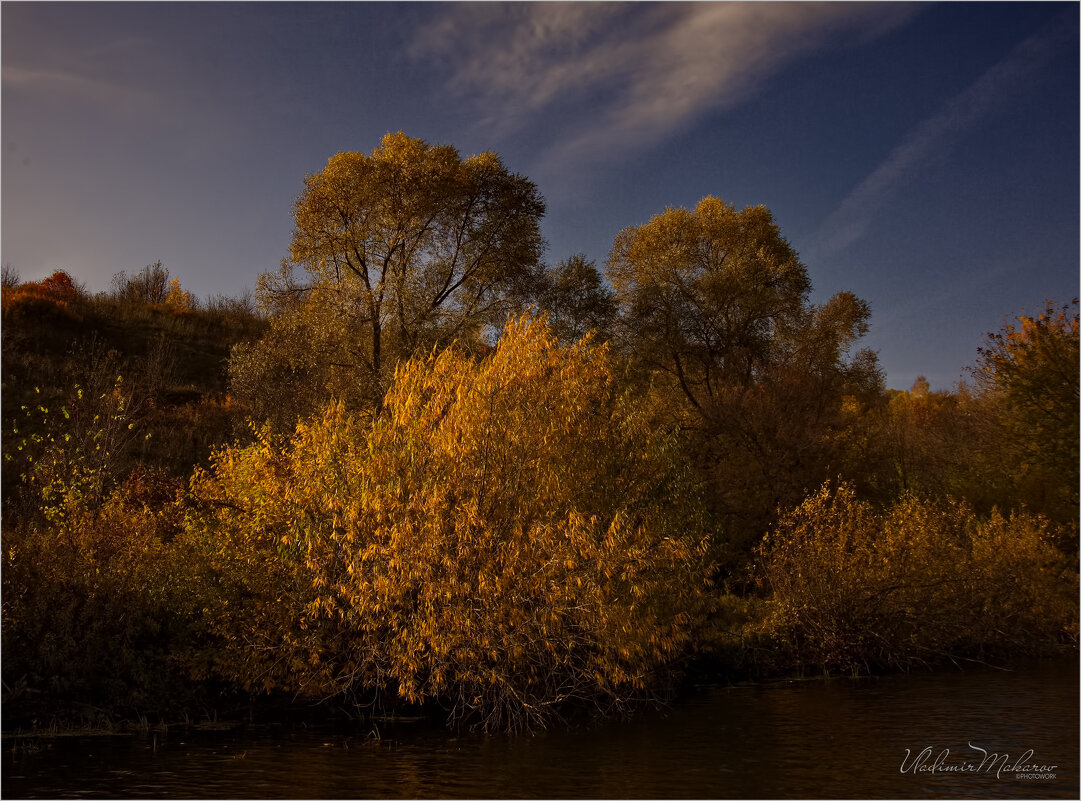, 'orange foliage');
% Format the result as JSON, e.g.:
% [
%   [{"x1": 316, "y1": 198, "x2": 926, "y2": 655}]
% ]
[
  {"x1": 1, "y1": 271, "x2": 83, "y2": 320},
  {"x1": 191, "y1": 315, "x2": 712, "y2": 731},
  {"x1": 756, "y1": 484, "x2": 1078, "y2": 674}
]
